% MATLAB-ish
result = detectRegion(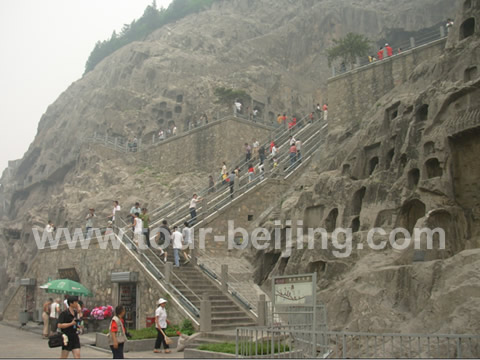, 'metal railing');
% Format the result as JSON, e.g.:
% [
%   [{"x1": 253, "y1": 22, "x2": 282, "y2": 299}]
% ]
[
  {"x1": 146, "y1": 112, "x2": 313, "y2": 224},
  {"x1": 236, "y1": 326, "x2": 480, "y2": 358},
  {"x1": 85, "y1": 109, "x2": 276, "y2": 153},
  {"x1": 115, "y1": 217, "x2": 202, "y2": 318},
  {"x1": 331, "y1": 26, "x2": 447, "y2": 77},
  {"x1": 148, "y1": 115, "x2": 322, "y2": 229}
]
